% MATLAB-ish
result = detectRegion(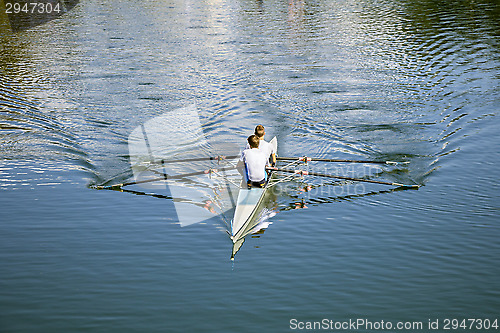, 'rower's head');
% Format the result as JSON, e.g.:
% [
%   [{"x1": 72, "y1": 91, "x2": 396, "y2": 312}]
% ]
[
  {"x1": 254, "y1": 125, "x2": 265, "y2": 139},
  {"x1": 248, "y1": 134, "x2": 260, "y2": 149}
]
